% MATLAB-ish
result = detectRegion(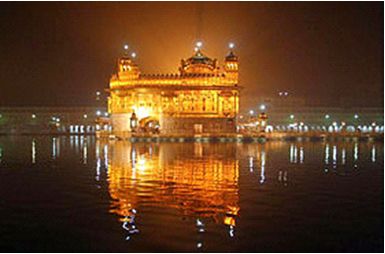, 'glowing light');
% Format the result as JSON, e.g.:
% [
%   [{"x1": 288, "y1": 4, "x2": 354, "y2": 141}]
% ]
[
  {"x1": 259, "y1": 104, "x2": 266, "y2": 111},
  {"x1": 133, "y1": 106, "x2": 151, "y2": 119},
  {"x1": 354, "y1": 114, "x2": 359, "y2": 119},
  {"x1": 96, "y1": 110, "x2": 101, "y2": 116},
  {"x1": 131, "y1": 52, "x2": 137, "y2": 58},
  {"x1": 124, "y1": 44, "x2": 129, "y2": 50},
  {"x1": 83, "y1": 114, "x2": 88, "y2": 119},
  {"x1": 290, "y1": 114, "x2": 294, "y2": 119},
  {"x1": 32, "y1": 114, "x2": 36, "y2": 119},
  {"x1": 104, "y1": 112, "x2": 109, "y2": 117},
  {"x1": 249, "y1": 110, "x2": 254, "y2": 115},
  {"x1": 196, "y1": 41, "x2": 203, "y2": 48},
  {"x1": 325, "y1": 114, "x2": 330, "y2": 119},
  {"x1": 229, "y1": 225, "x2": 235, "y2": 238},
  {"x1": 96, "y1": 91, "x2": 101, "y2": 96},
  {"x1": 228, "y1": 42, "x2": 235, "y2": 49},
  {"x1": 372, "y1": 122, "x2": 376, "y2": 126},
  {"x1": 137, "y1": 155, "x2": 146, "y2": 172}
]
